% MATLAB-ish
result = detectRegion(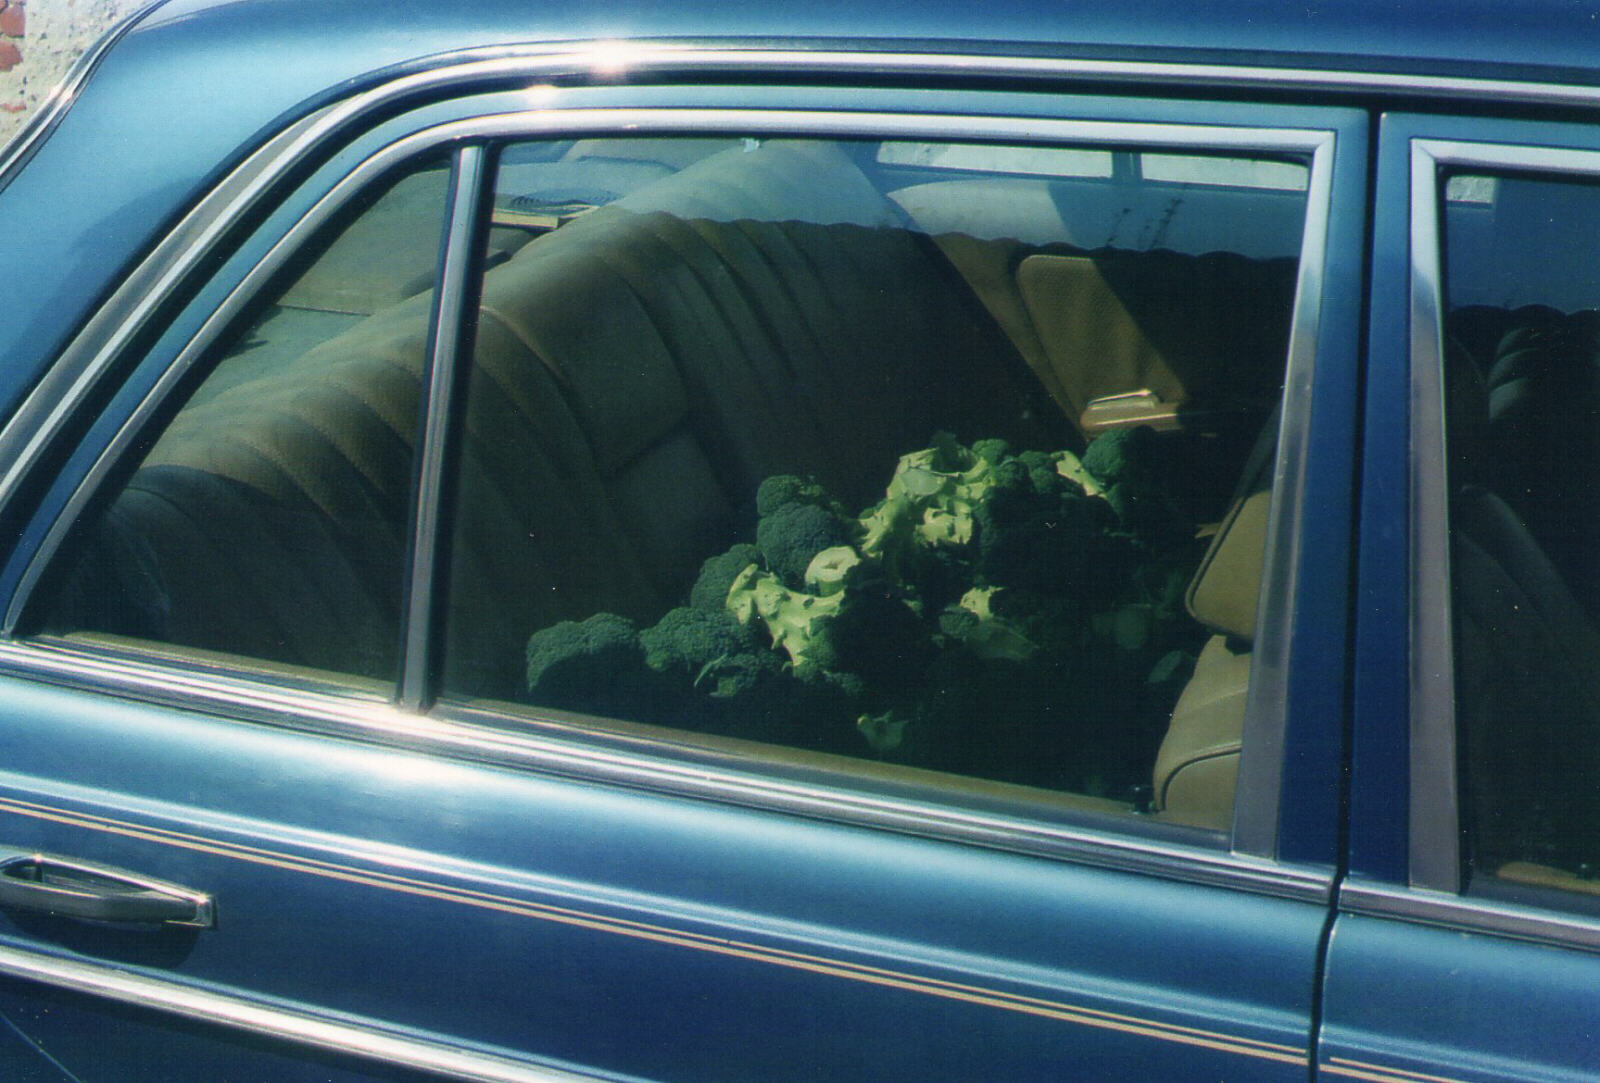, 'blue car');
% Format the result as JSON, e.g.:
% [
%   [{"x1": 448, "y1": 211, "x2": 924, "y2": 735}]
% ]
[{"x1": 0, "y1": 0, "x2": 1598, "y2": 1078}]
